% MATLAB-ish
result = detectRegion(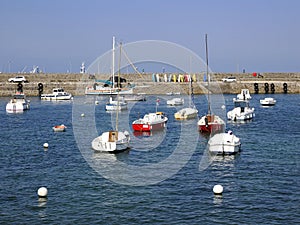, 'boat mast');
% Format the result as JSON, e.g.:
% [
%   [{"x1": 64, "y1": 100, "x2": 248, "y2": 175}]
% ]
[
  {"x1": 205, "y1": 34, "x2": 211, "y2": 115},
  {"x1": 115, "y1": 40, "x2": 122, "y2": 132},
  {"x1": 112, "y1": 36, "x2": 115, "y2": 88}
]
